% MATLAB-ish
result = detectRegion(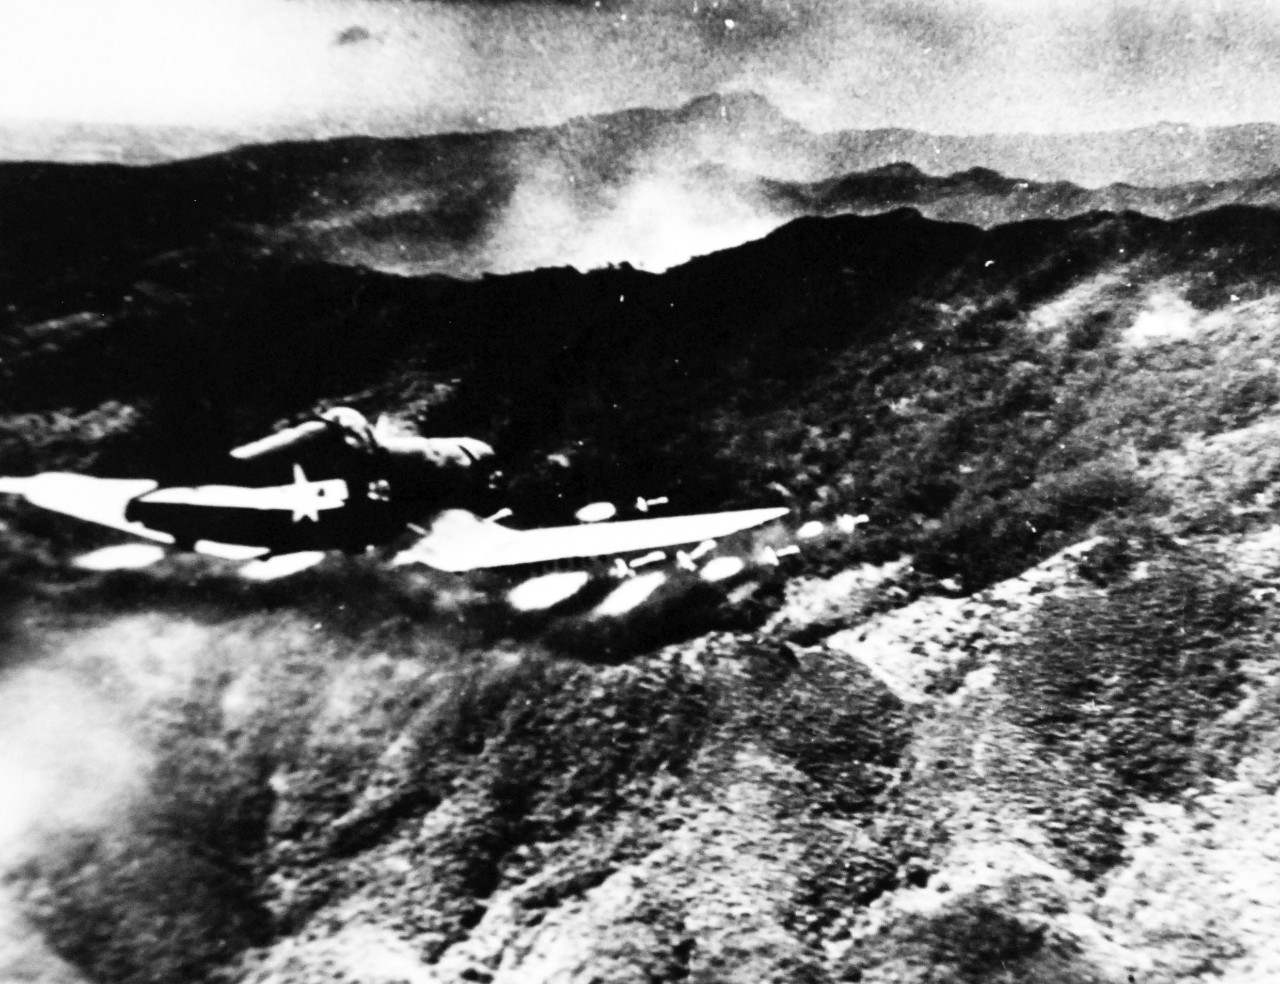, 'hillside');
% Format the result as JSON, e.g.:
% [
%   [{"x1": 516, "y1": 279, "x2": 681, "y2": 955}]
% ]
[
  {"x1": 5, "y1": 204, "x2": 1280, "y2": 982},
  {"x1": 9, "y1": 93, "x2": 1280, "y2": 299}
]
